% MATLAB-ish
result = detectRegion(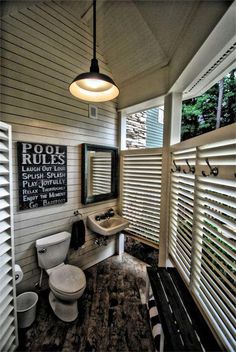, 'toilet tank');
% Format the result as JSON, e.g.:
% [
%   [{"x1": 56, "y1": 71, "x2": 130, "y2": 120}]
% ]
[{"x1": 36, "y1": 232, "x2": 71, "y2": 269}]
